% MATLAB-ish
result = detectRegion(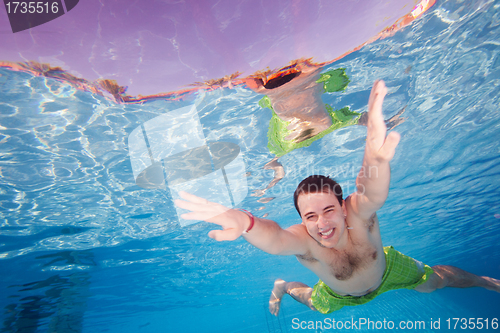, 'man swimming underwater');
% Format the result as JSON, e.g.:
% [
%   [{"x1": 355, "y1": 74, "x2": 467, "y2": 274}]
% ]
[{"x1": 175, "y1": 80, "x2": 500, "y2": 315}]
